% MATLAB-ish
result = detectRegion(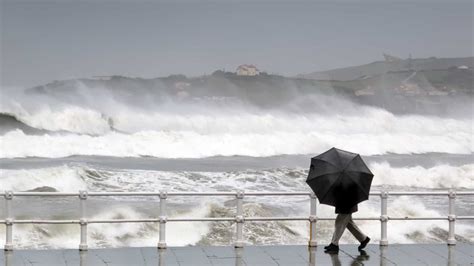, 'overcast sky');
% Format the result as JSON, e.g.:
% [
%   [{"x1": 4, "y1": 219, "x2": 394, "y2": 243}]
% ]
[{"x1": 1, "y1": 0, "x2": 472, "y2": 88}]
